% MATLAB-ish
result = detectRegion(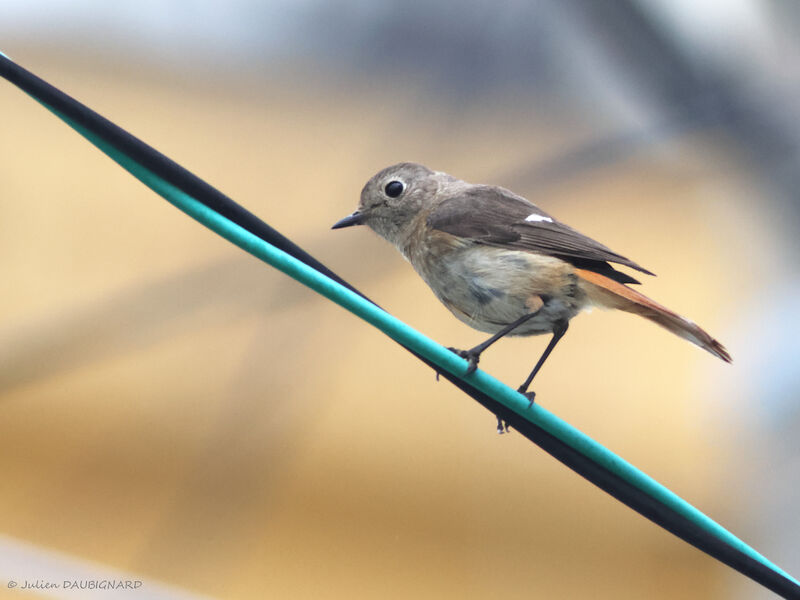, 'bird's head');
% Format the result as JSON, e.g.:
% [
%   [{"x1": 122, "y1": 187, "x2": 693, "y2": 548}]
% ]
[{"x1": 332, "y1": 162, "x2": 453, "y2": 247}]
